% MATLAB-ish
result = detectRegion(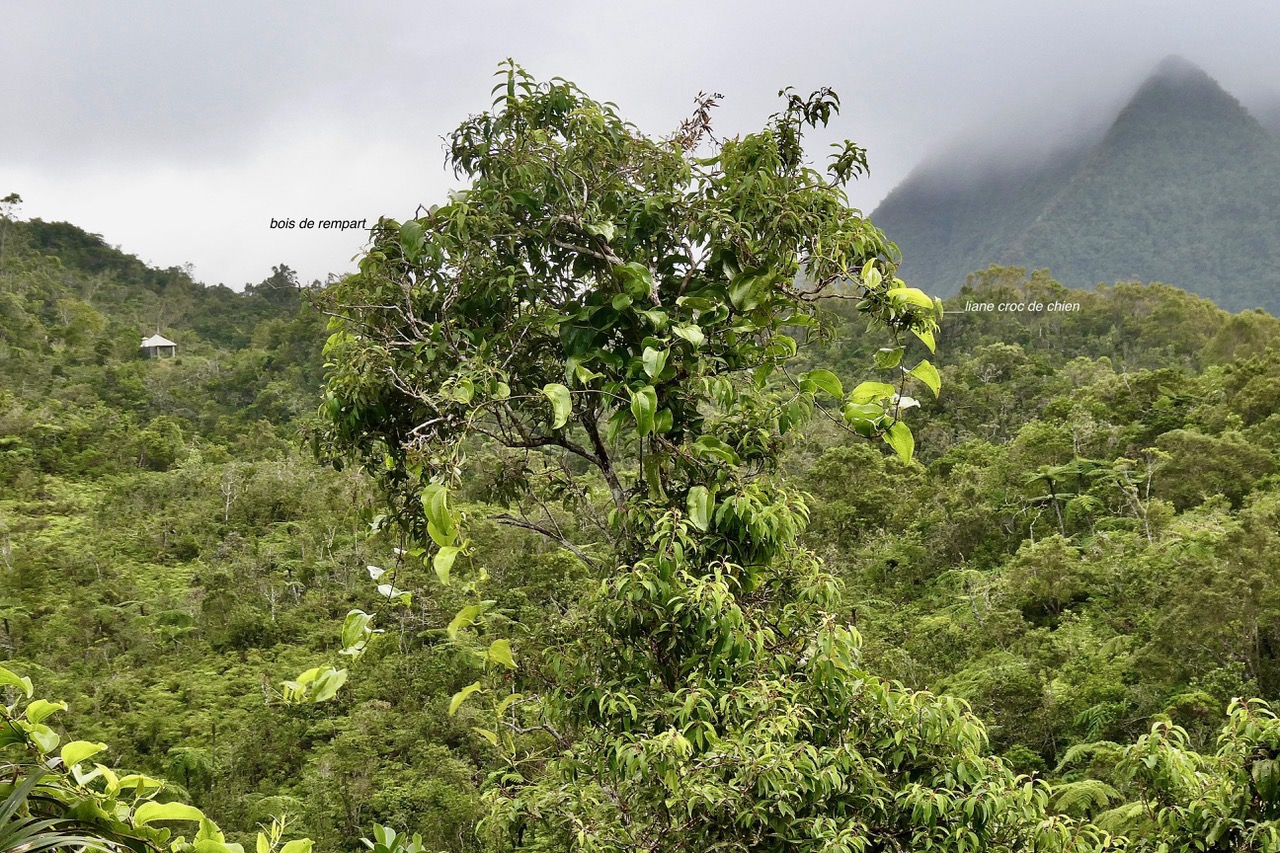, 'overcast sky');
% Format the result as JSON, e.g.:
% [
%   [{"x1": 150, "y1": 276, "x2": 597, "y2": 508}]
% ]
[{"x1": 5, "y1": 1, "x2": 1280, "y2": 289}]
